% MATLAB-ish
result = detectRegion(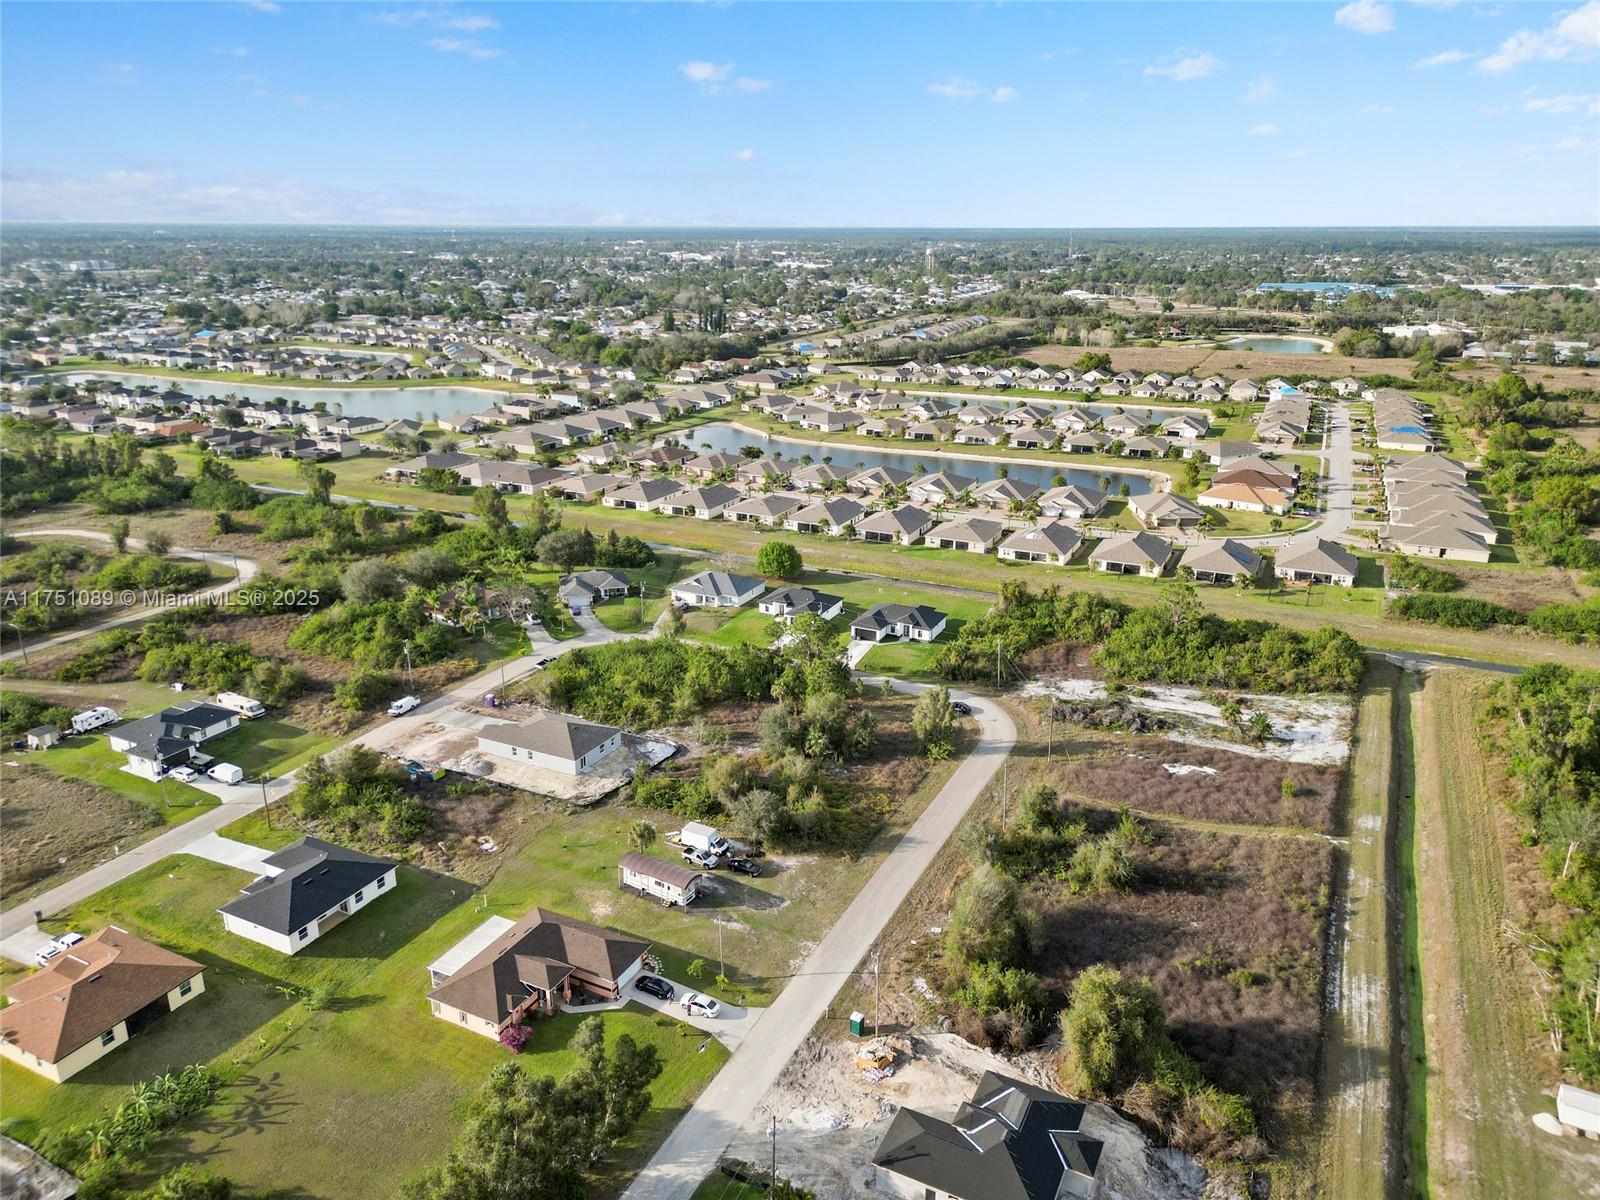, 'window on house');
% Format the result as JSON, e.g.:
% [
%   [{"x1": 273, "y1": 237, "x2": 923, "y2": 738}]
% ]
[
  {"x1": 297, "y1": 927, "x2": 310, "y2": 942},
  {"x1": 459, "y1": 1011, "x2": 468, "y2": 1023},
  {"x1": 354, "y1": 890, "x2": 364, "y2": 903},
  {"x1": 178, "y1": 979, "x2": 193, "y2": 997},
  {"x1": 375, "y1": 875, "x2": 386, "y2": 890},
  {"x1": 100, "y1": 1029, "x2": 116, "y2": 1047}
]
